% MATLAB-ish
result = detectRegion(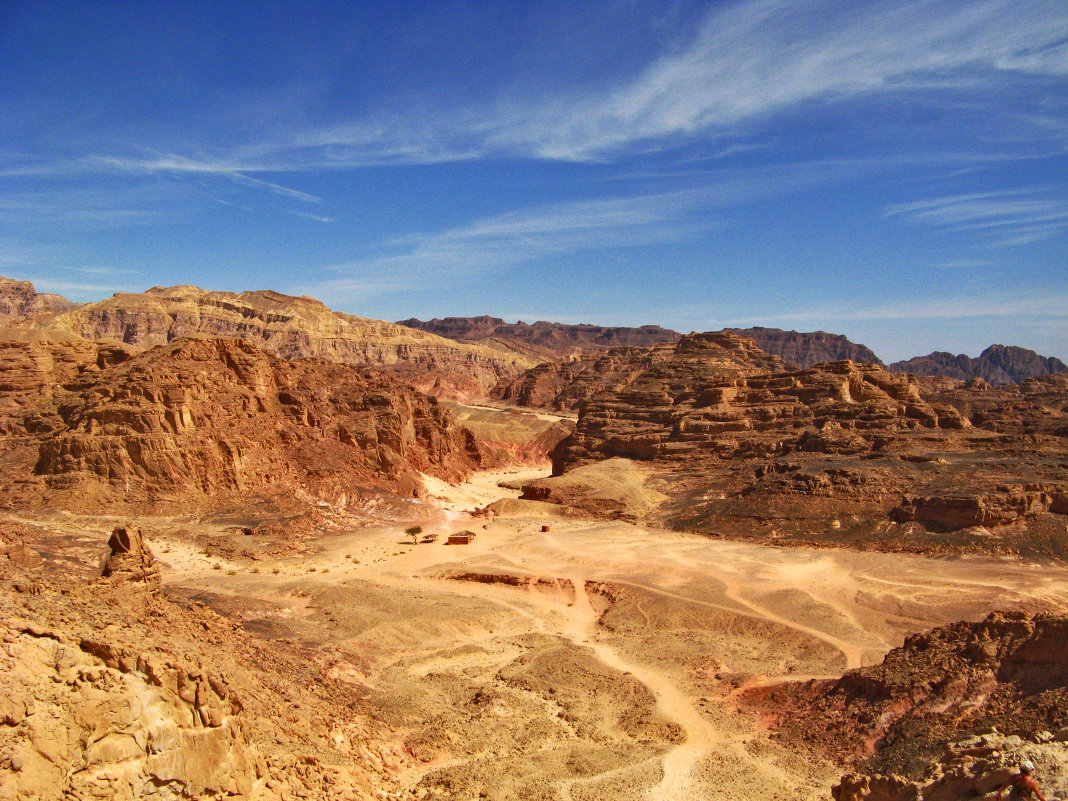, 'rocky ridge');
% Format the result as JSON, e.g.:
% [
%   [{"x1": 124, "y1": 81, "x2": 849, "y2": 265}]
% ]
[
  {"x1": 727, "y1": 326, "x2": 882, "y2": 367},
  {"x1": 0, "y1": 279, "x2": 535, "y2": 399},
  {"x1": 0, "y1": 336, "x2": 483, "y2": 522},
  {"x1": 744, "y1": 611, "x2": 1068, "y2": 799},
  {"x1": 399, "y1": 315, "x2": 682, "y2": 362},
  {"x1": 492, "y1": 344, "x2": 678, "y2": 411},
  {"x1": 890, "y1": 345, "x2": 1067, "y2": 385},
  {"x1": 0, "y1": 277, "x2": 76, "y2": 323}
]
